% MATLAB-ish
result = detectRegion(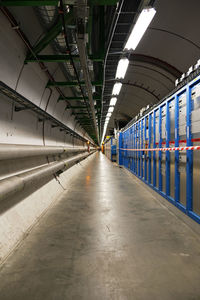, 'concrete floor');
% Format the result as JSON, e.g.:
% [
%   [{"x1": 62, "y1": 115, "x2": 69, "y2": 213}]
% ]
[{"x1": 0, "y1": 152, "x2": 200, "y2": 300}]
